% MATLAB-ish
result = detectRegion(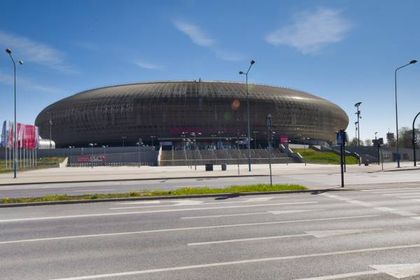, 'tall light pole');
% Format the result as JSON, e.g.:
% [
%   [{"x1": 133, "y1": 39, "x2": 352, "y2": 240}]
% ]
[
  {"x1": 354, "y1": 102, "x2": 362, "y2": 165},
  {"x1": 136, "y1": 138, "x2": 143, "y2": 167},
  {"x1": 49, "y1": 112, "x2": 53, "y2": 149},
  {"x1": 89, "y1": 143, "x2": 97, "y2": 168},
  {"x1": 5, "y1": 48, "x2": 23, "y2": 179},
  {"x1": 239, "y1": 59, "x2": 255, "y2": 172},
  {"x1": 413, "y1": 112, "x2": 420, "y2": 167},
  {"x1": 395, "y1": 59, "x2": 417, "y2": 168},
  {"x1": 375, "y1": 131, "x2": 379, "y2": 165}
]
